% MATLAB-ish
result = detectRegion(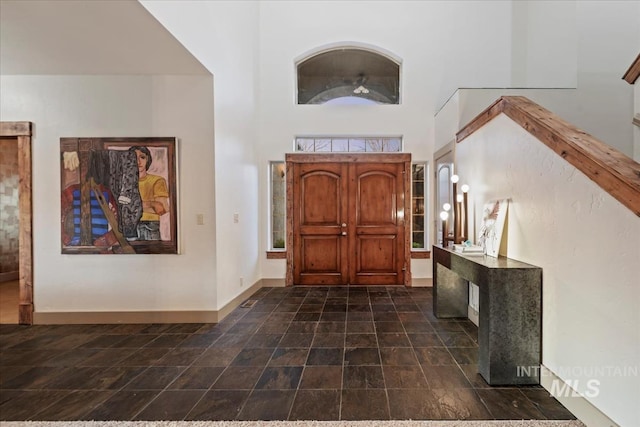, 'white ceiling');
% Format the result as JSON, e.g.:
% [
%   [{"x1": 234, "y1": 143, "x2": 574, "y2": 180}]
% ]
[{"x1": 0, "y1": 0, "x2": 210, "y2": 75}]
